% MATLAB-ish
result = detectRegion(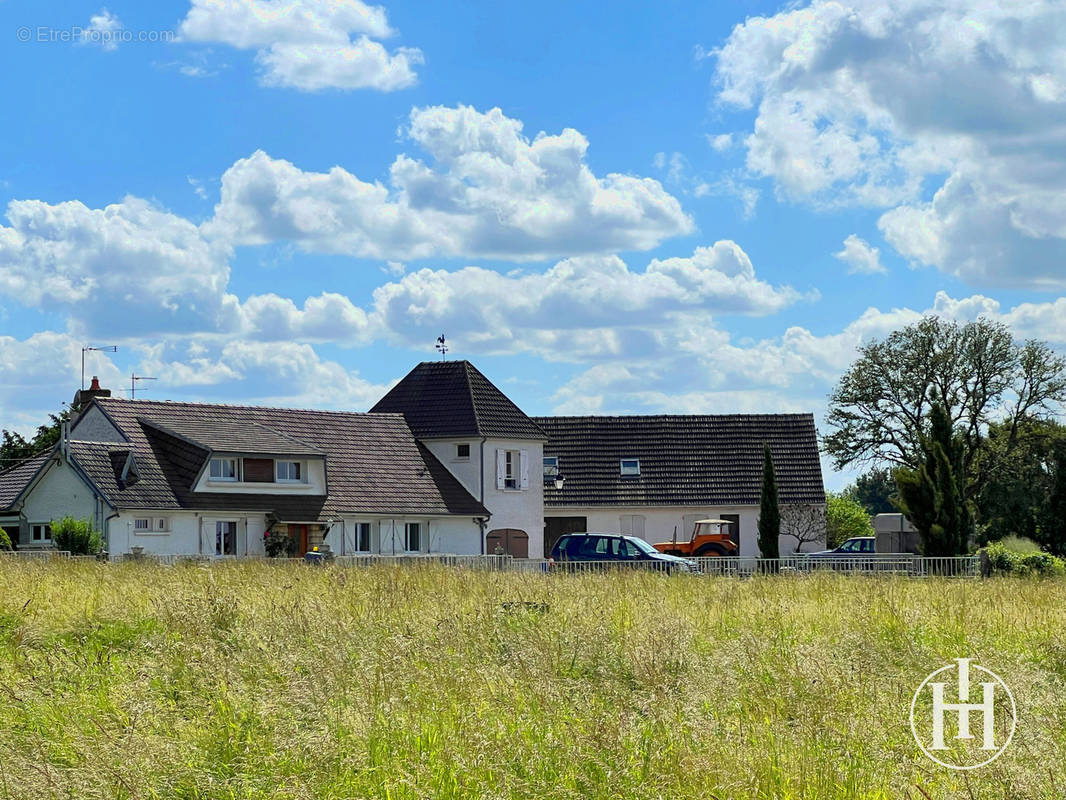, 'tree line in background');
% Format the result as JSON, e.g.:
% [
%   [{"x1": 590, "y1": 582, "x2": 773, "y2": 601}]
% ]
[
  {"x1": 825, "y1": 317, "x2": 1066, "y2": 557},
  {"x1": 0, "y1": 410, "x2": 69, "y2": 469}
]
